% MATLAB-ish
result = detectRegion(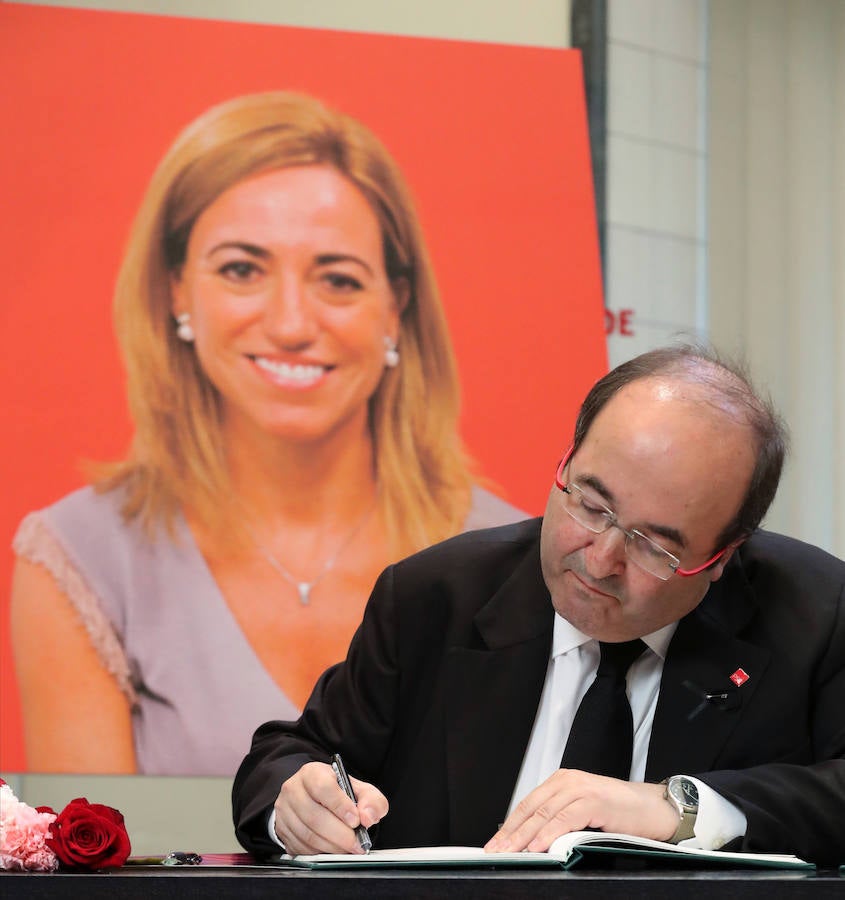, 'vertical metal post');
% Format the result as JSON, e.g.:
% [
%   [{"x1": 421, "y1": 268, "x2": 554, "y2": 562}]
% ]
[{"x1": 570, "y1": 0, "x2": 607, "y2": 284}]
